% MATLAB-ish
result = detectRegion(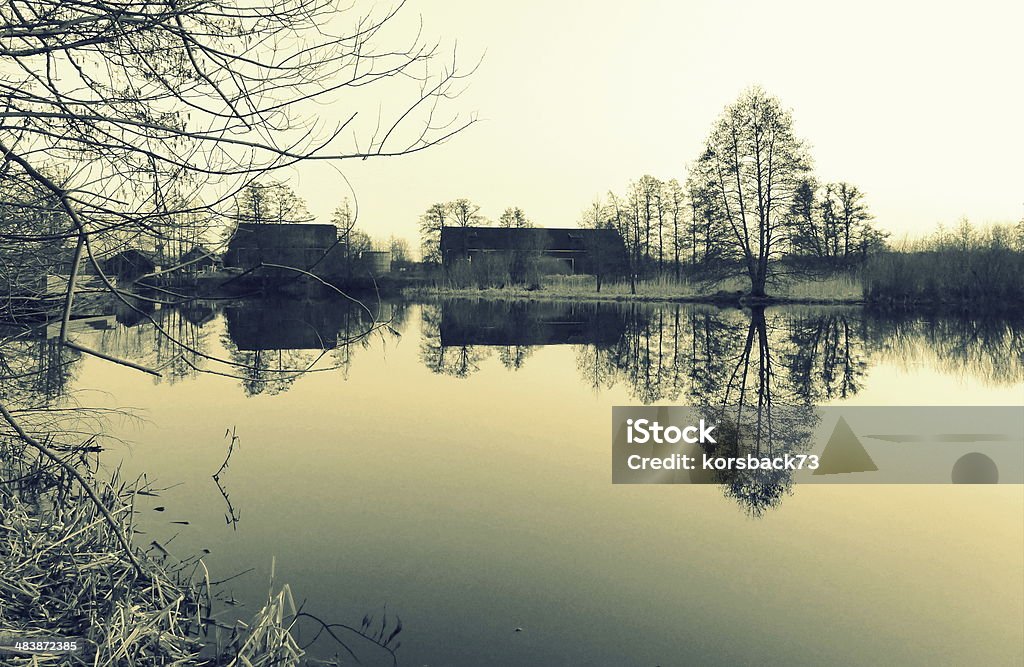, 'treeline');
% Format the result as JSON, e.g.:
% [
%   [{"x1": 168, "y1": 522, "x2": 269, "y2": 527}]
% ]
[
  {"x1": 576, "y1": 87, "x2": 1022, "y2": 306},
  {"x1": 579, "y1": 87, "x2": 890, "y2": 295},
  {"x1": 582, "y1": 174, "x2": 888, "y2": 276}
]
